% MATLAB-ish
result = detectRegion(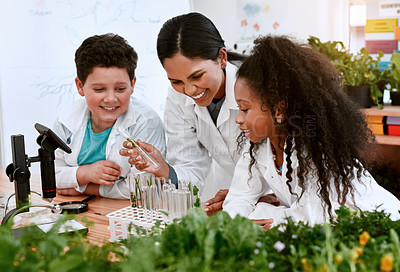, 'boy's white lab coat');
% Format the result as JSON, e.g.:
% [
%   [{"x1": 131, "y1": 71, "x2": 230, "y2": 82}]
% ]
[
  {"x1": 223, "y1": 139, "x2": 400, "y2": 226},
  {"x1": 53, "y1": 97, "x2": 166, "y2": 199},
  {"x1": 163, "y1": 62, "x2": 241, "y2": 198}
]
